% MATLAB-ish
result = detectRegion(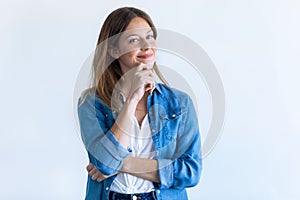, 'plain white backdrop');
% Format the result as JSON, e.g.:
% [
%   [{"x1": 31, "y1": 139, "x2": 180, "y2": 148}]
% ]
[{"x1": 1, "y1": 0, "x2": 299, "y2": 199}]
